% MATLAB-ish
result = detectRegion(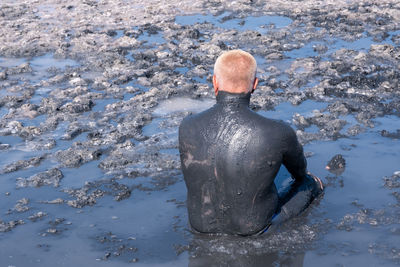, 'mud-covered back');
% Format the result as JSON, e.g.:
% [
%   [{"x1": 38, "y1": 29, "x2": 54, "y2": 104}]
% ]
[{"x1": 179, "y1": 91, "x2": 305, "y2": 235}]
